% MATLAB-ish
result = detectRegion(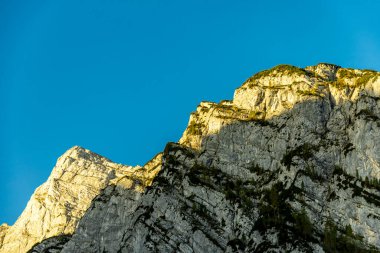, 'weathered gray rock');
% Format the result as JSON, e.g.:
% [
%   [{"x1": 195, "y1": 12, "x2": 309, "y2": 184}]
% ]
[
  {"x1": 28, "y1": 235, "x2": 72, "y2": 253},
  {"x1": 3, "y1": 63, "x2": 380, "y2": 252}
]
